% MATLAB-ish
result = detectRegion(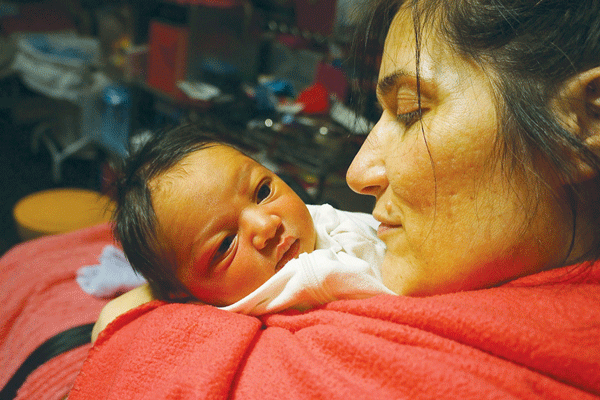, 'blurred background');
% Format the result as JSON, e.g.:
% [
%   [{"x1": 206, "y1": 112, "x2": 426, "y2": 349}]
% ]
[{"x1": 0, "y1": 0, "x2": 379, "y2": 256}]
